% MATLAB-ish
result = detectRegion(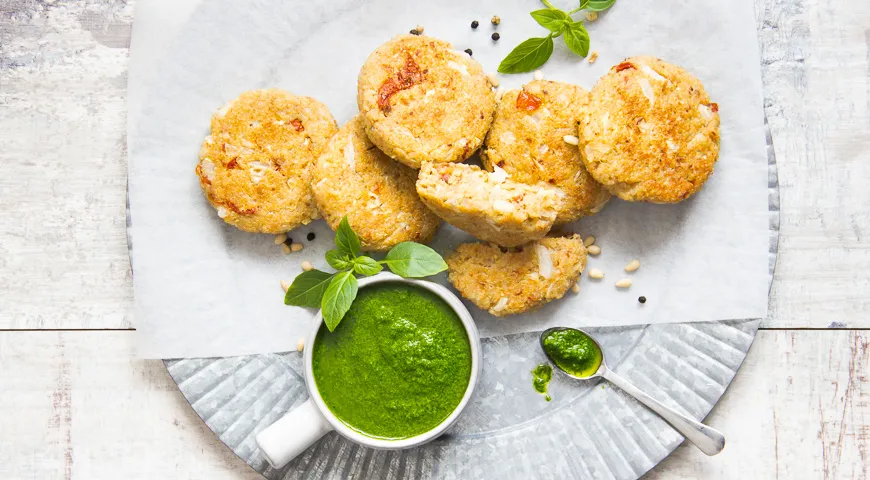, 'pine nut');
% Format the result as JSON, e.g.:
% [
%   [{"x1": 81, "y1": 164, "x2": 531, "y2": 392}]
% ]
[
  {"x1": 583, "y1": 235, "x2": 596, "y2": 247},
  {"x1": 495, "y1": 87, "x2": 505, "y2": 100},
  {"x1": 301, "y1": 261, "x2": 313, "y2": 271},
  {"x1": 534, "y1": 70, "x2": 544, "y2": 81},
  {"x1": 416, "y1": 24, "x2": 424, "y2": 33},
  {"x1": 563, "y1": 135, "x2": 580, "y2": 145},
  {"x1": 487, "y1": 73, "x2": 500, "y2": 87},
  {"x1": 588, "y1": 51, "x2": 599, "y2": 64},
  {"x1": 274, "y1": 233, "x2": 287, "y2": 244},
  {"x1": 290, "y1": 243, "x2": 303, "y2": 252},
  {"x1": 587, "y1": 245, "x2": 601, "y2": 255},
  {"x1": 589, "y1": 268, "x2": 604, "y2": 279},
  {"x1": 280, "y1": 280, "x2": 290, "y2": 292},
  {"x1": 281, "y1": 244, "x2": 291, "y2": 254},
  {"x1": 296, "y1": 337, "x2": 305, "y2": 352},
  {"x1": 571, "y1": 283, "x2": 581, "y2": 294},
  {"x1": 624, "y1": 260, "x2": 640, "y2": 272},
  {"x1": 585, "y1": 11, "x2": 598, "y2": 21},
  {"x1": 615, "y1": 278, "x2": 632, "y2": 288}
]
